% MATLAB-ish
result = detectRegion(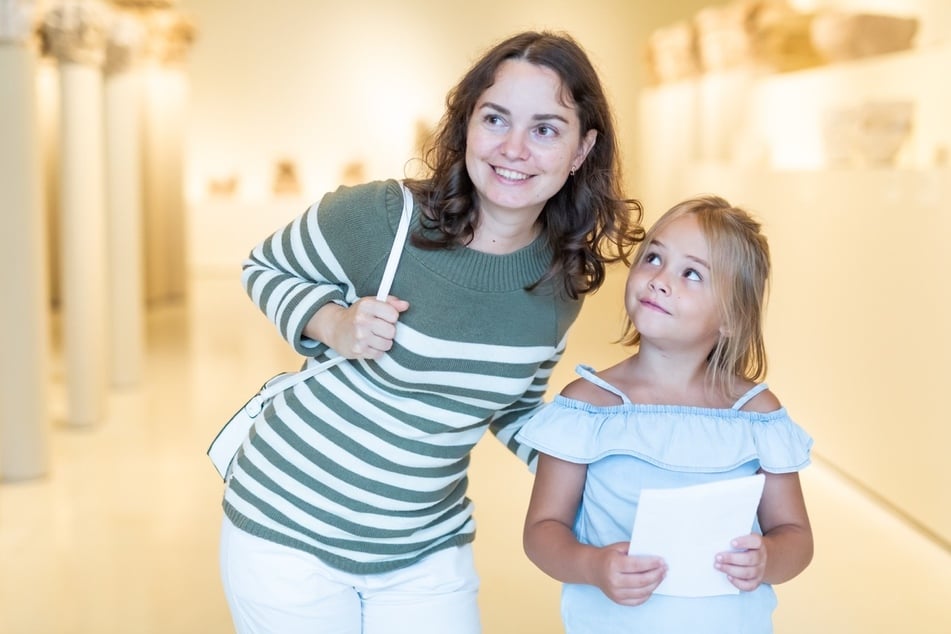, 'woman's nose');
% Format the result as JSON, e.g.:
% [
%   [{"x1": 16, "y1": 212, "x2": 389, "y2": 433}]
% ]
[{"x1": 500, "y1": 130, "x2": 529, "y2": 160}]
